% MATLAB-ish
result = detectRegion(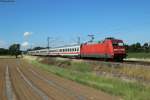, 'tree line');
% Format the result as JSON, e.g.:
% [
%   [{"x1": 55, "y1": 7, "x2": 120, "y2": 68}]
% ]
[
  {"x1": 0, "y1": 44, "x2": 21, "y2": 58},
  {"x1": 125, "y1": 42, "x2": 150, "y2": 53}
]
